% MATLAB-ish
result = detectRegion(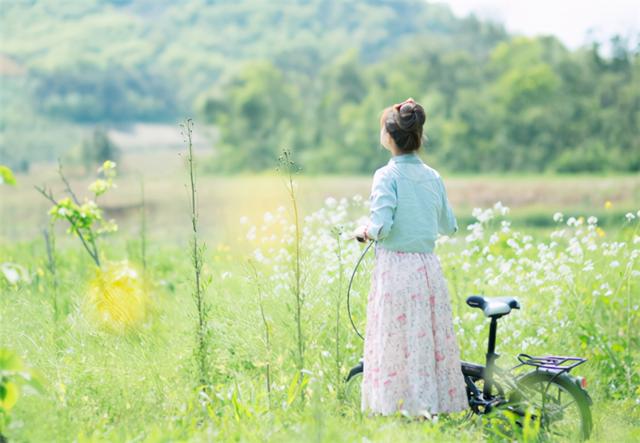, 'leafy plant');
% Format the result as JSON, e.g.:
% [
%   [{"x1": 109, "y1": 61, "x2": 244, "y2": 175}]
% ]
[
  {"x1": 181, "y1": 118, "x2": 212, "y2": 387},
  {"x1": 34, "y1": 160, "x2": 149, "y2": 332},
  {"x1": 35, "y1": 160, "x2": 118, "y2": 268},
  {"x1": 139, "y1": 176, "x2": 148, "y2": 275},
  {"x1": 0, "y1": 349, "x2": 43, "y2": 441},
  {"x1": 331, "y1": 225, "x2": 345, "y2": 399},
  {"x1": 277, "y1": 148, "x2": 307, "y2": 400},
  {"x1": 246, "y1": 259, "x2": 273, "y2": 409},
  {"x1": 42, "y1": 222, "x2": 60, "y2": 322}
]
